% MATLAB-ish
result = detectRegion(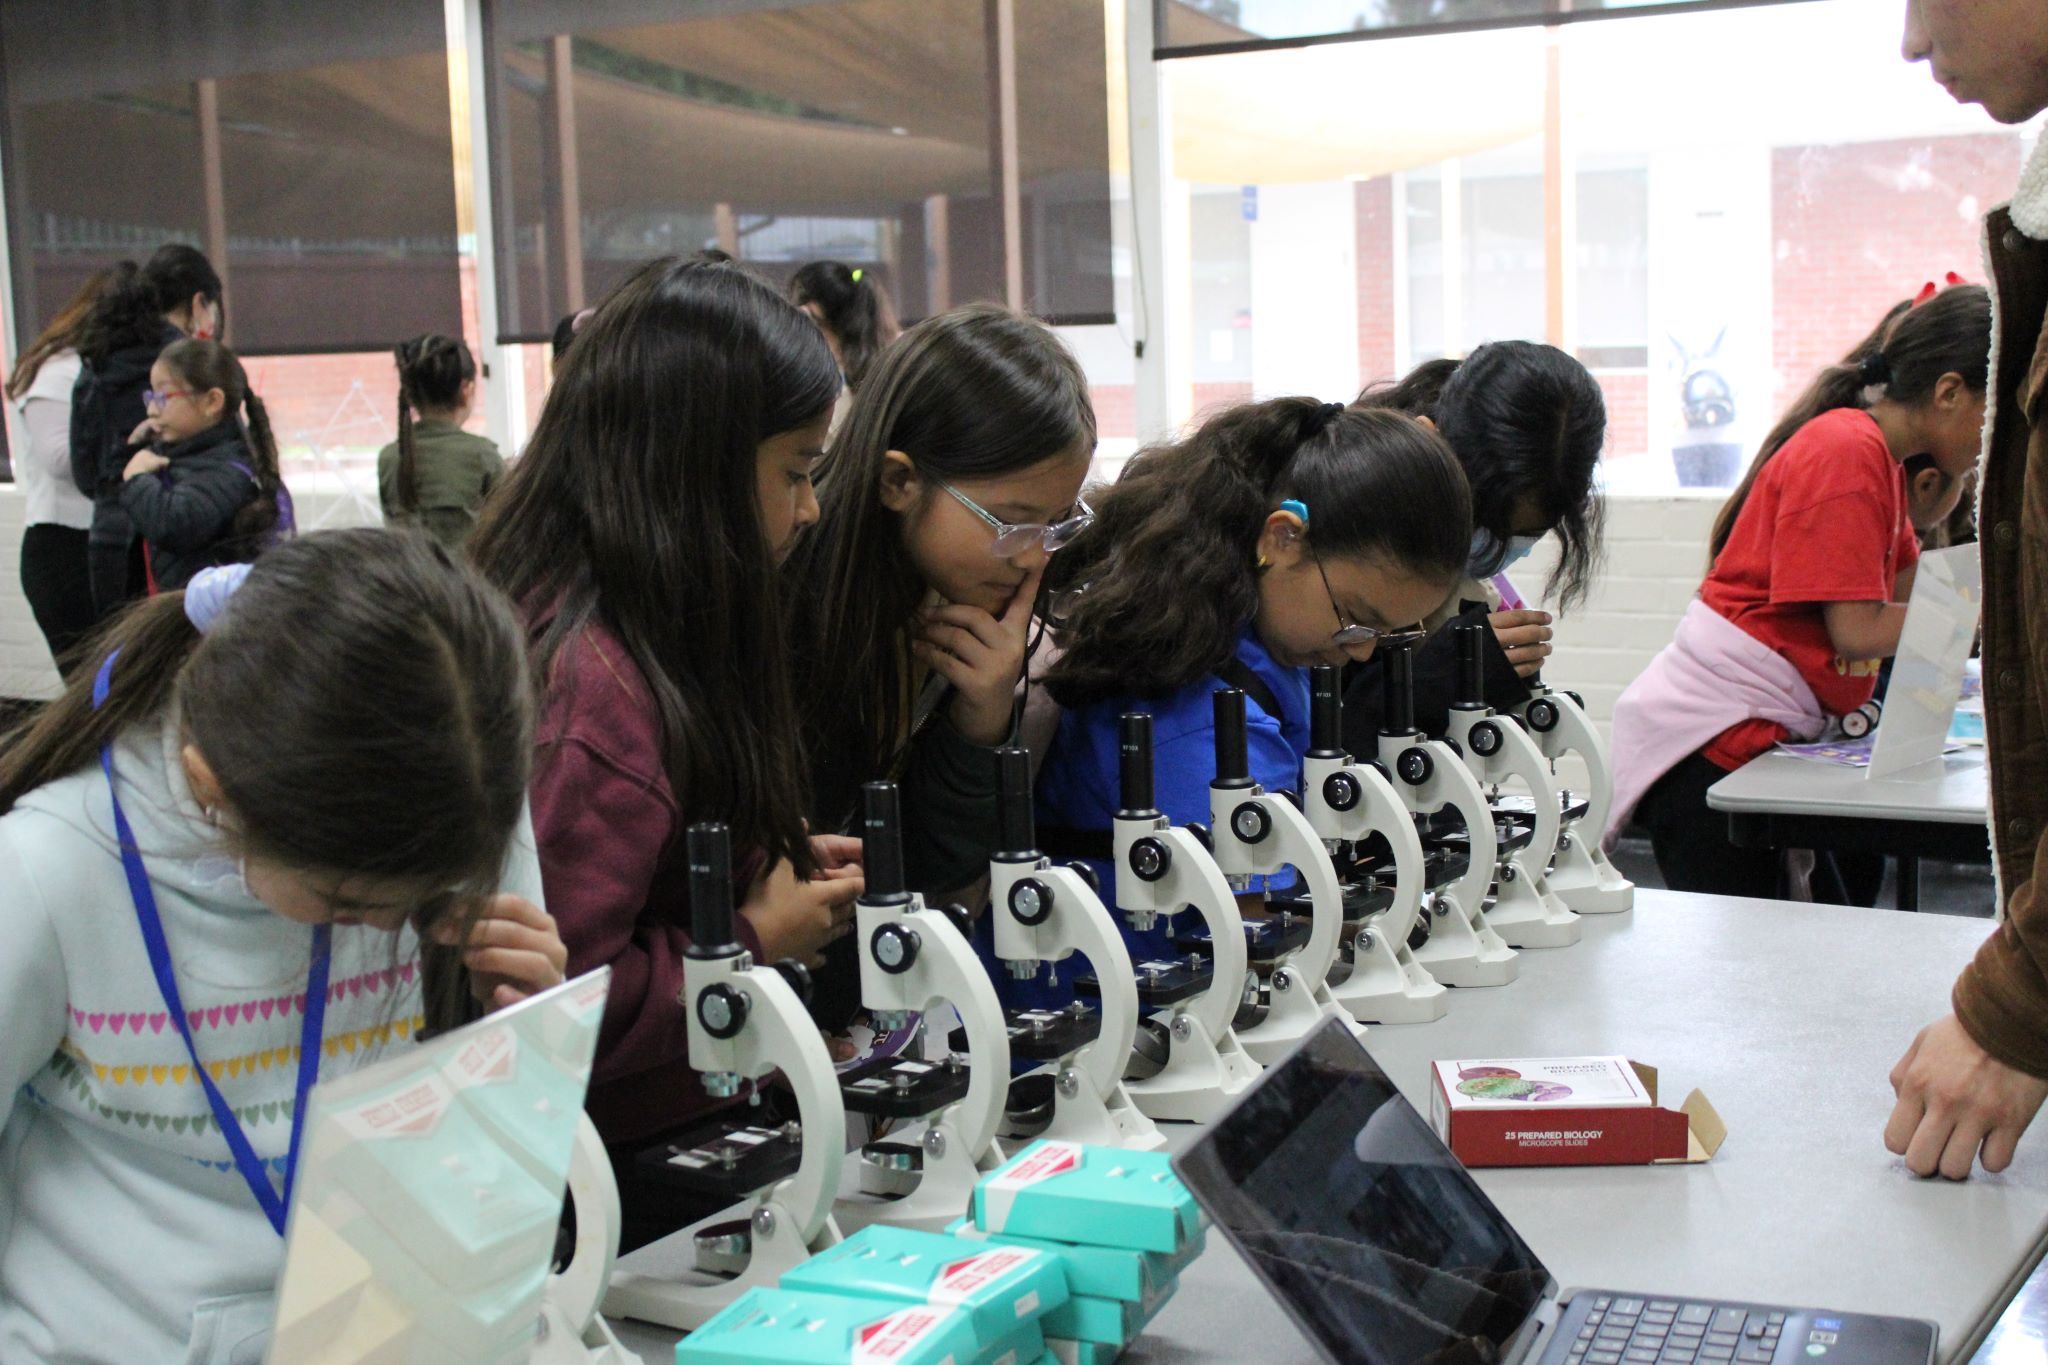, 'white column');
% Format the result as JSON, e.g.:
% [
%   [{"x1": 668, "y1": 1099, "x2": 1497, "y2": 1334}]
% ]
[{"x1": 447, "y1": 0, "x2": 519, "y2": 456}]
